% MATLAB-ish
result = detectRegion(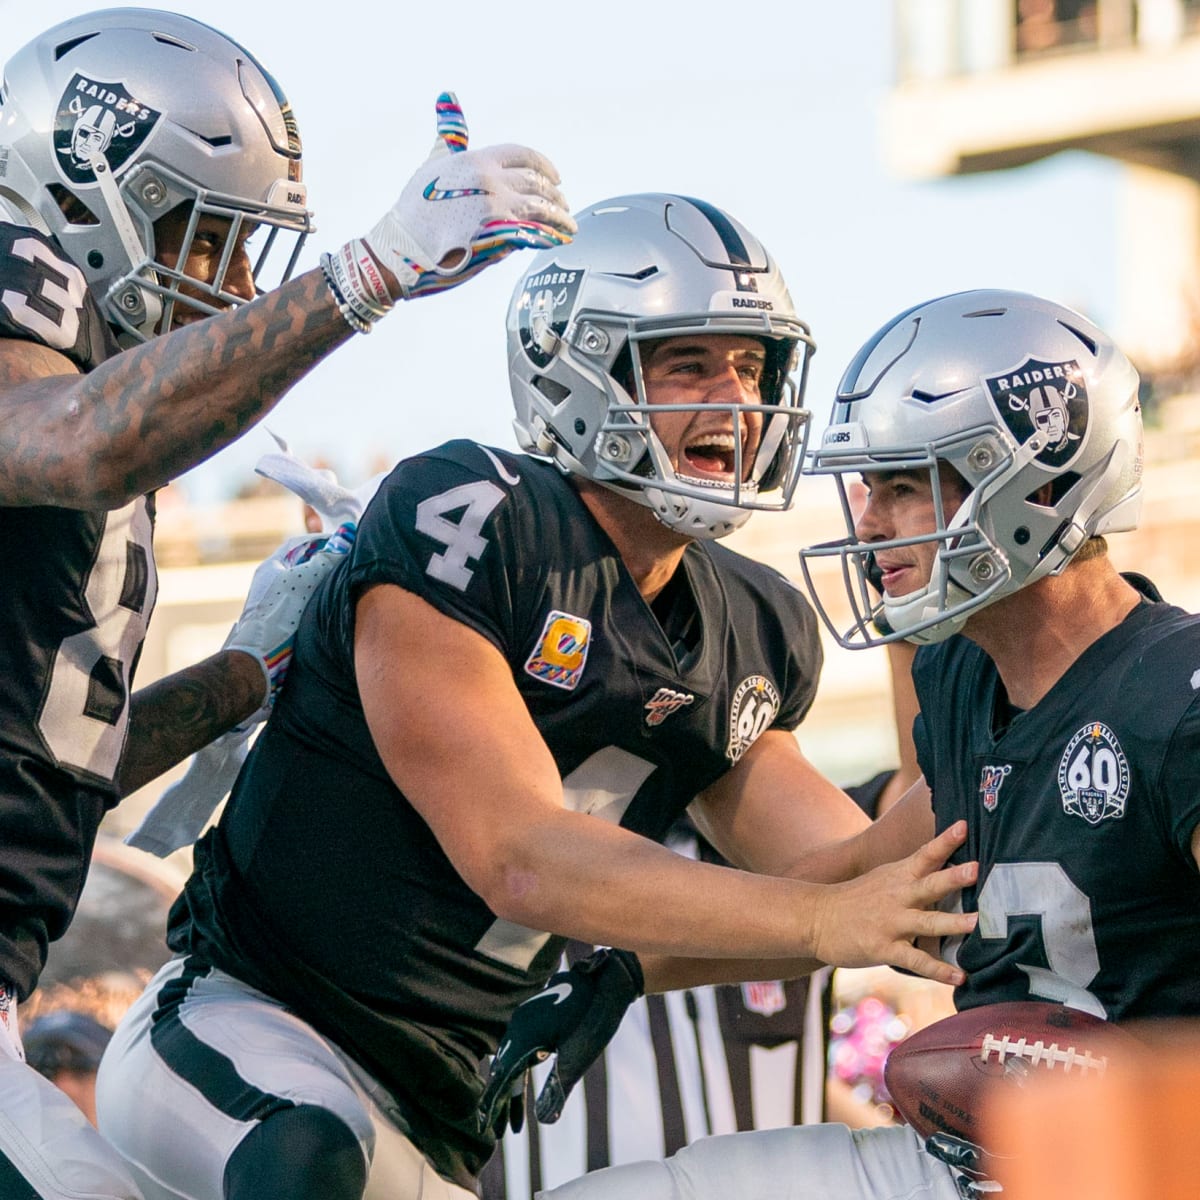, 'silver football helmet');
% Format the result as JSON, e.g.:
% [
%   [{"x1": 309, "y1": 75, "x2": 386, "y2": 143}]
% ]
[
  {"x1": 0, "y1": 9, "x2": 312, "y2": 341},
  {"x1": 507, "y1": 193, "x2": 815, "y2": 539},
  {"x1": 800, "y1": 289, "x2": 1143, "y2": 647}
]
